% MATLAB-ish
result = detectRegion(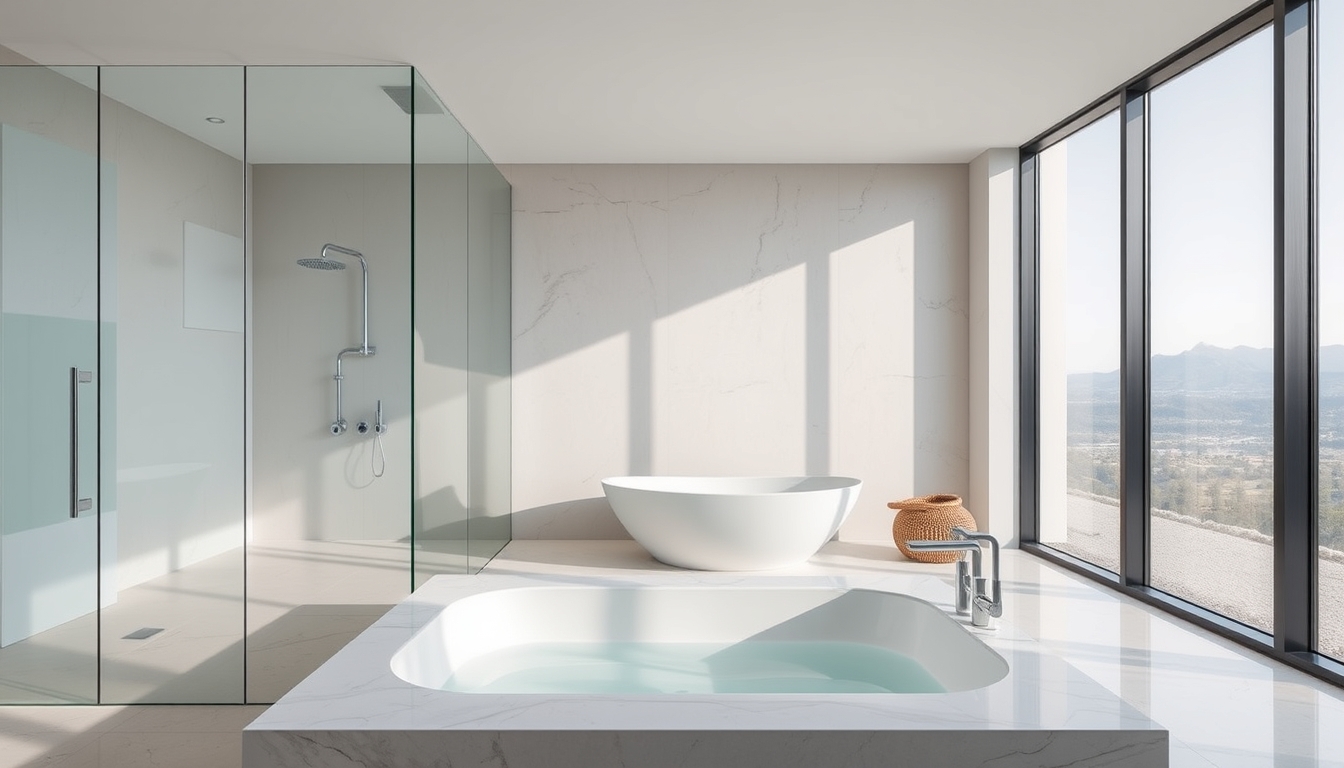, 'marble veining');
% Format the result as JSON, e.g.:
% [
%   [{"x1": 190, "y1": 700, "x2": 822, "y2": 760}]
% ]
[{"x1": 505, "y1": 164, "x2": 970, "y2": 543}]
